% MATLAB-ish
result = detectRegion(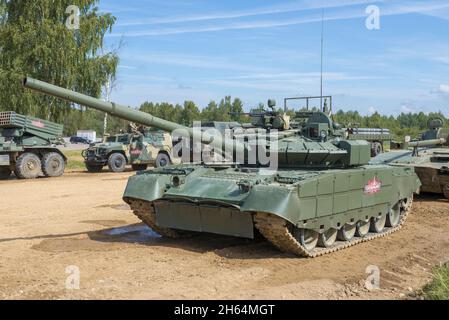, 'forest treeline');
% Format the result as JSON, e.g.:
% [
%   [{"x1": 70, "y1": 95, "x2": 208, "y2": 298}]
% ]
[
  {"x1": 1, "y1": 92, "x2": 447, "y2": 139},
  {"x1": 43, "y1": 98, "x2": 447, "y2": 140}
]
